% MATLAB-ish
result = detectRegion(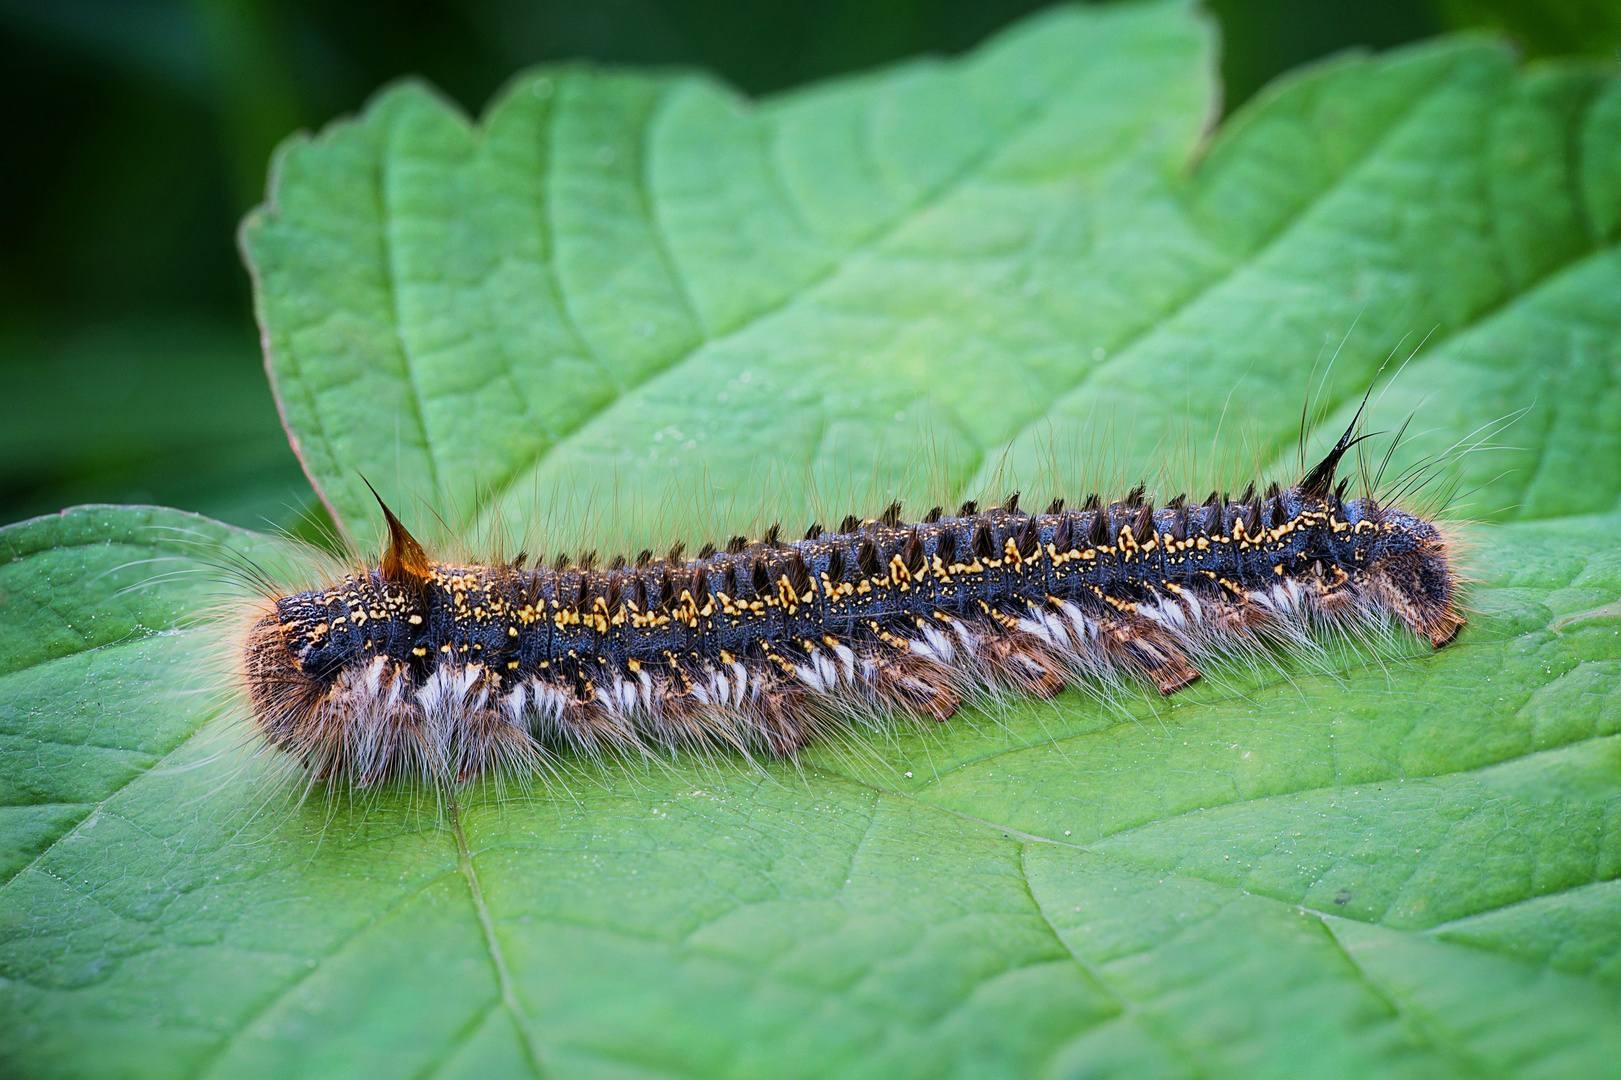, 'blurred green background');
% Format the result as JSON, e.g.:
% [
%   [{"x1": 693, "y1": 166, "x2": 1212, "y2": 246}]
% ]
[{"x1": 1, "y1": 0, "x2": 1614, "y2": 533}]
